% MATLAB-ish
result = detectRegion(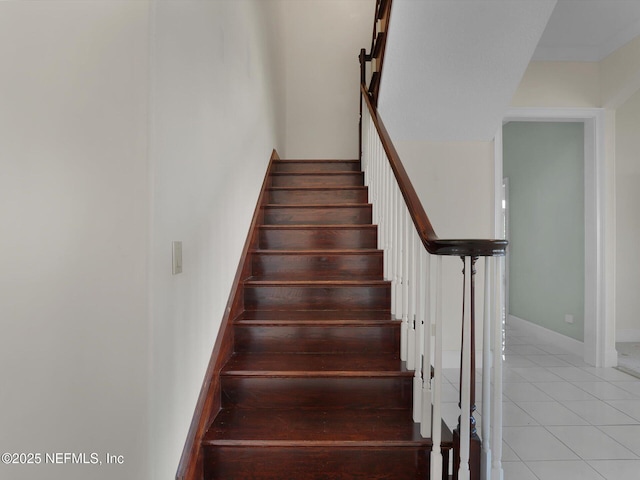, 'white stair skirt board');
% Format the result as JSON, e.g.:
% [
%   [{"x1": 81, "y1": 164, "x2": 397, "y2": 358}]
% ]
[{"x1": 507, "y1": 314, "x2": 584, "y2": 358}]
